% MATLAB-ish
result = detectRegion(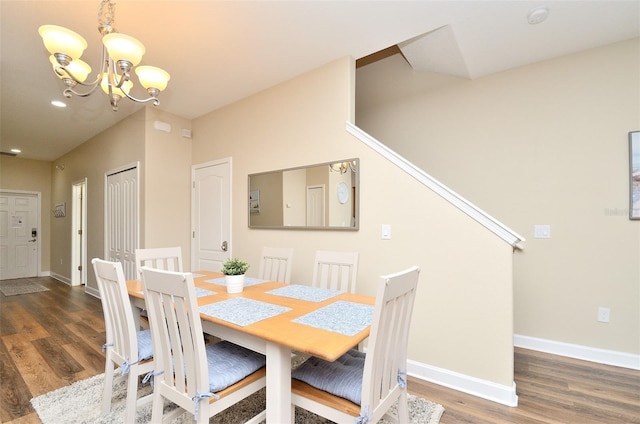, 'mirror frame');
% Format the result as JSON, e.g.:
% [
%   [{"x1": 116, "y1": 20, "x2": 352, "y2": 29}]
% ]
[{"x1": 248, "y1": 158, "x2": 359, "y2": 230}]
